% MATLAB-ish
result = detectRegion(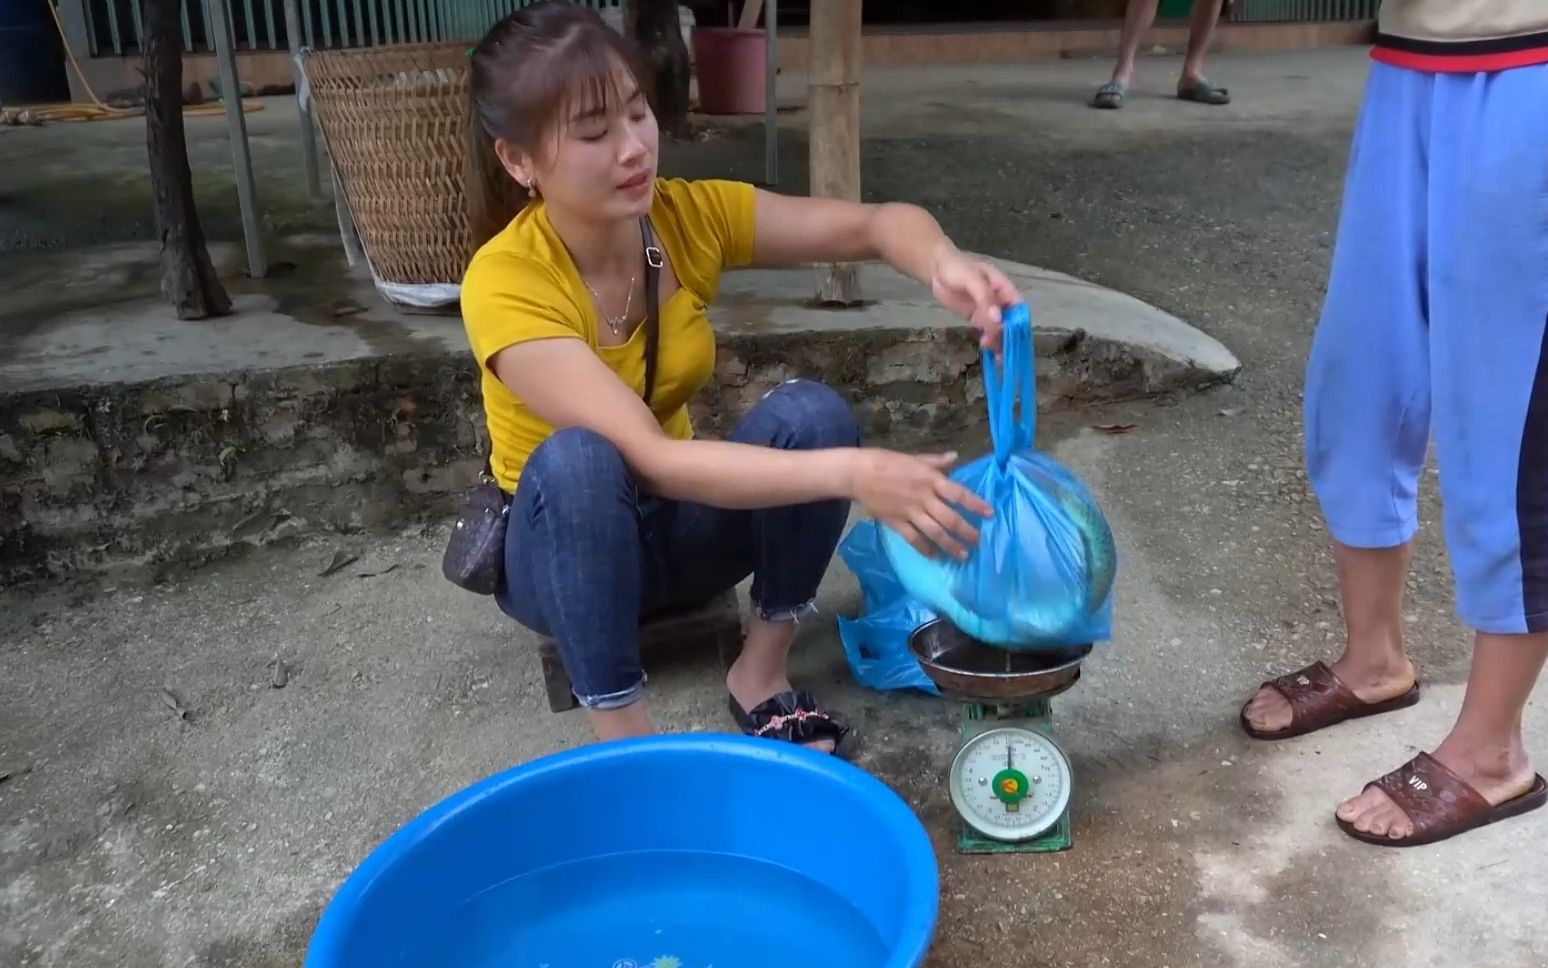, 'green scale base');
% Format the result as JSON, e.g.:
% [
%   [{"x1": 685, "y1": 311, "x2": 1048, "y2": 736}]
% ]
[{"x1": 955, "y1": 698, "x2": 1073, "y2": 855}]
